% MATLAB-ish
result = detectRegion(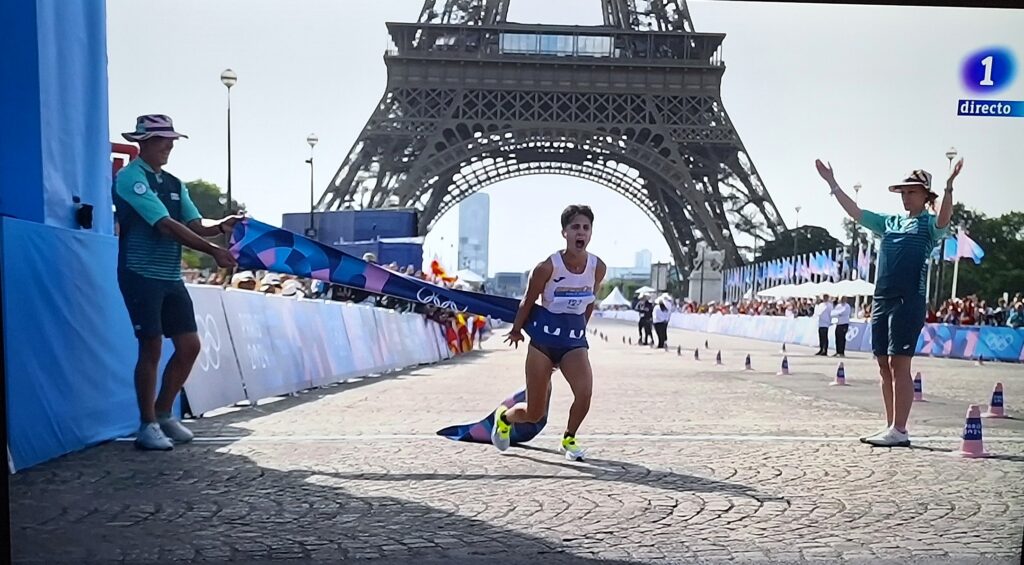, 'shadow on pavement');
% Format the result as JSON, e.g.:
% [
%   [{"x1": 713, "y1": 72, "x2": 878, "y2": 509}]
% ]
[
  {"x1": 313, "y1": 443, "x2": 784, "y2": 505},
  {"x1": 10, "y1": 422, "x2": 642, "y2": 564}
]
